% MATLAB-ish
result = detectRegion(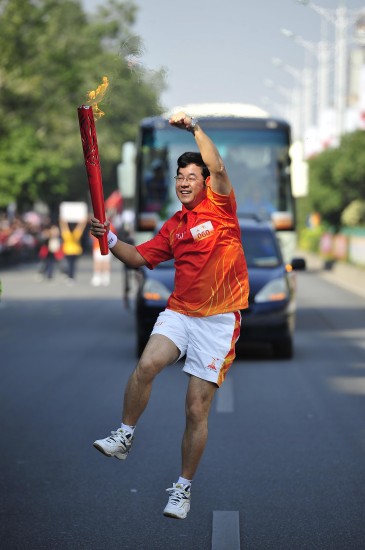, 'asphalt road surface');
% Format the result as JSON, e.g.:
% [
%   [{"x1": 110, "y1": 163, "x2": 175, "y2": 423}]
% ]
[{"x1": 1, "y1": 255, "x2": 364, "y2": 550}]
